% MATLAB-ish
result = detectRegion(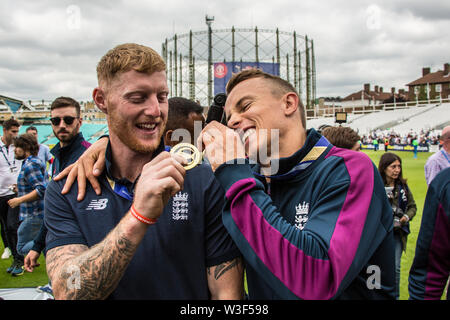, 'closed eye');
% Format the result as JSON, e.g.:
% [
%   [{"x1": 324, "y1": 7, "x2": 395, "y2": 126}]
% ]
[
  {"x1": 125, "y1": 92, "x2": 147, "y2": 104},
  {"x1": 157, "y1": 92, "x2": 169, "y2": 103},
  {"x1": 242, "y1": 102, "x2": 252, "y2": 111}
]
